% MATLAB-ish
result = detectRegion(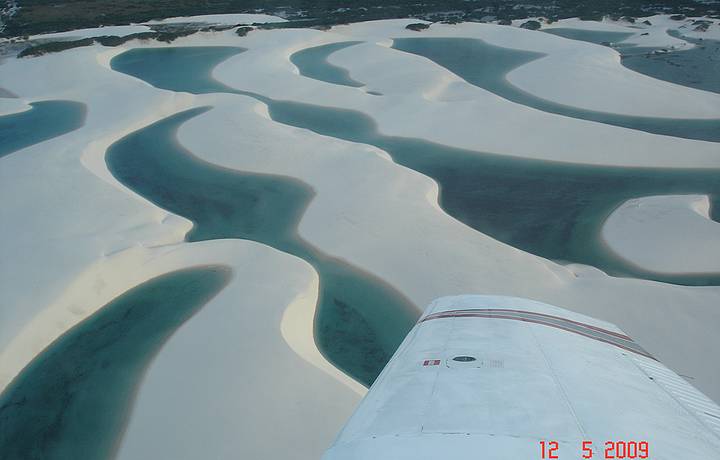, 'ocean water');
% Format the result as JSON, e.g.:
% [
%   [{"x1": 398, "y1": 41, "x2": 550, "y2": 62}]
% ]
[
  {"x1": 104, "y1": 107, "x2": 418, "y2": 386},
  {"x1": 290, "y1": 41, "x2": 365, "y2": 87},
  {"x1": 391, "y1": 37, "x2": 720, "y2": 142},
  {"x1": 111, "y1": 46, "x2": 720, "y2": 286},
  {"x1": 0, "y1": 100, "x2": 86, "y2": 158},
  {"x1": 0, "y1": 266, "x2": 232, "y2": 460}
]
